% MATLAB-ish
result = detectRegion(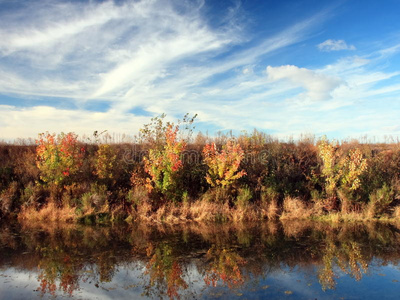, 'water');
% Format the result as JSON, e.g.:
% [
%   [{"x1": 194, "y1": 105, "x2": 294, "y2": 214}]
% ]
[{"x1": 0, "y1": 221, "x2": 399, "y2": 299}]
